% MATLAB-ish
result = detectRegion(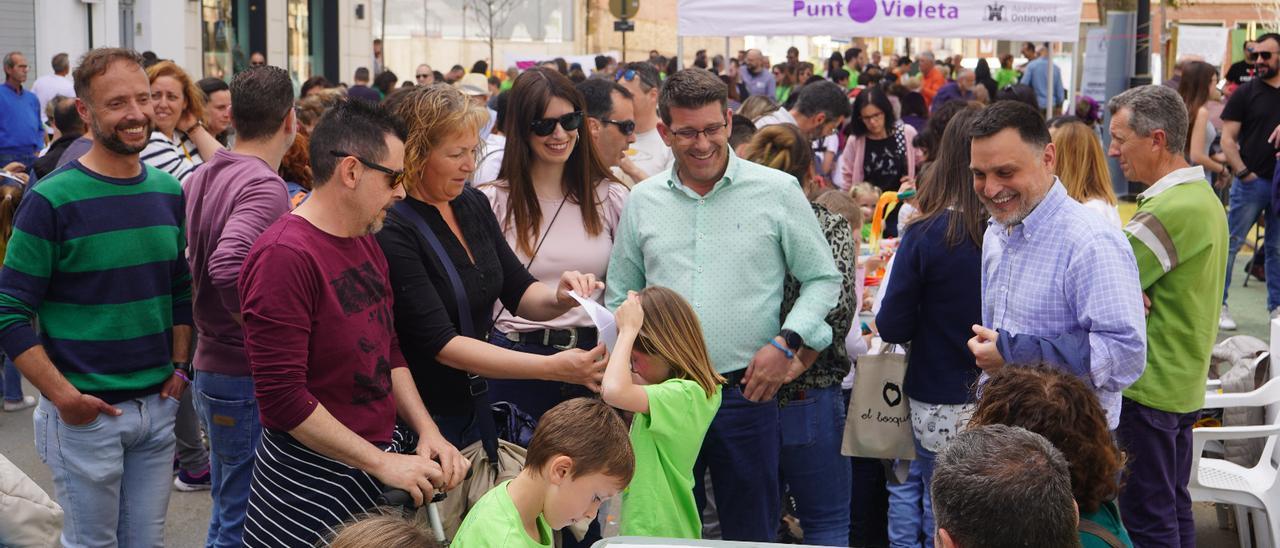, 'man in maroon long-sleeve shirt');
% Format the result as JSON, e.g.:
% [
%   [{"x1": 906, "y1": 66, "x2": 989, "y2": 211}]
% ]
[
  {"x1": 236, "y1": 99, "x2": 467, "y2": 548},
  {"x1": 184, "y1": 65, "x2": 295, "y2": 548}
]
